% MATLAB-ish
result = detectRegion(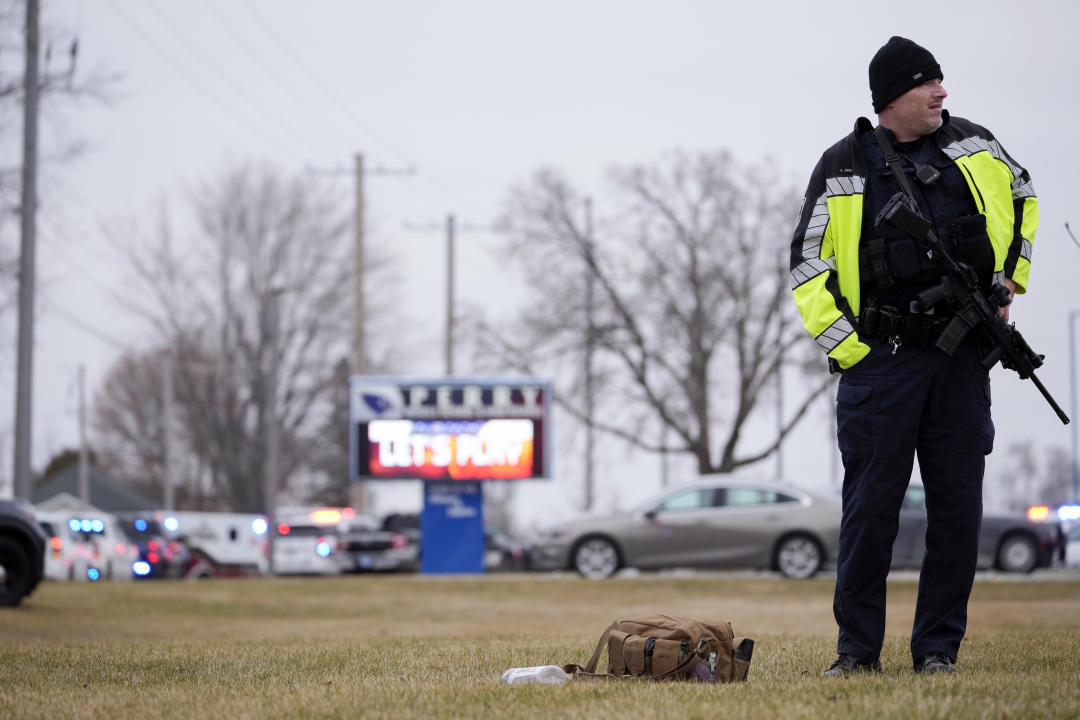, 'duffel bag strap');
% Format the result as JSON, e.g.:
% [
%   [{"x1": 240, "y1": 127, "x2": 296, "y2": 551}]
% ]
[{"x1": 583, "y1": 622, "x2": 619, "y2": 673}]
